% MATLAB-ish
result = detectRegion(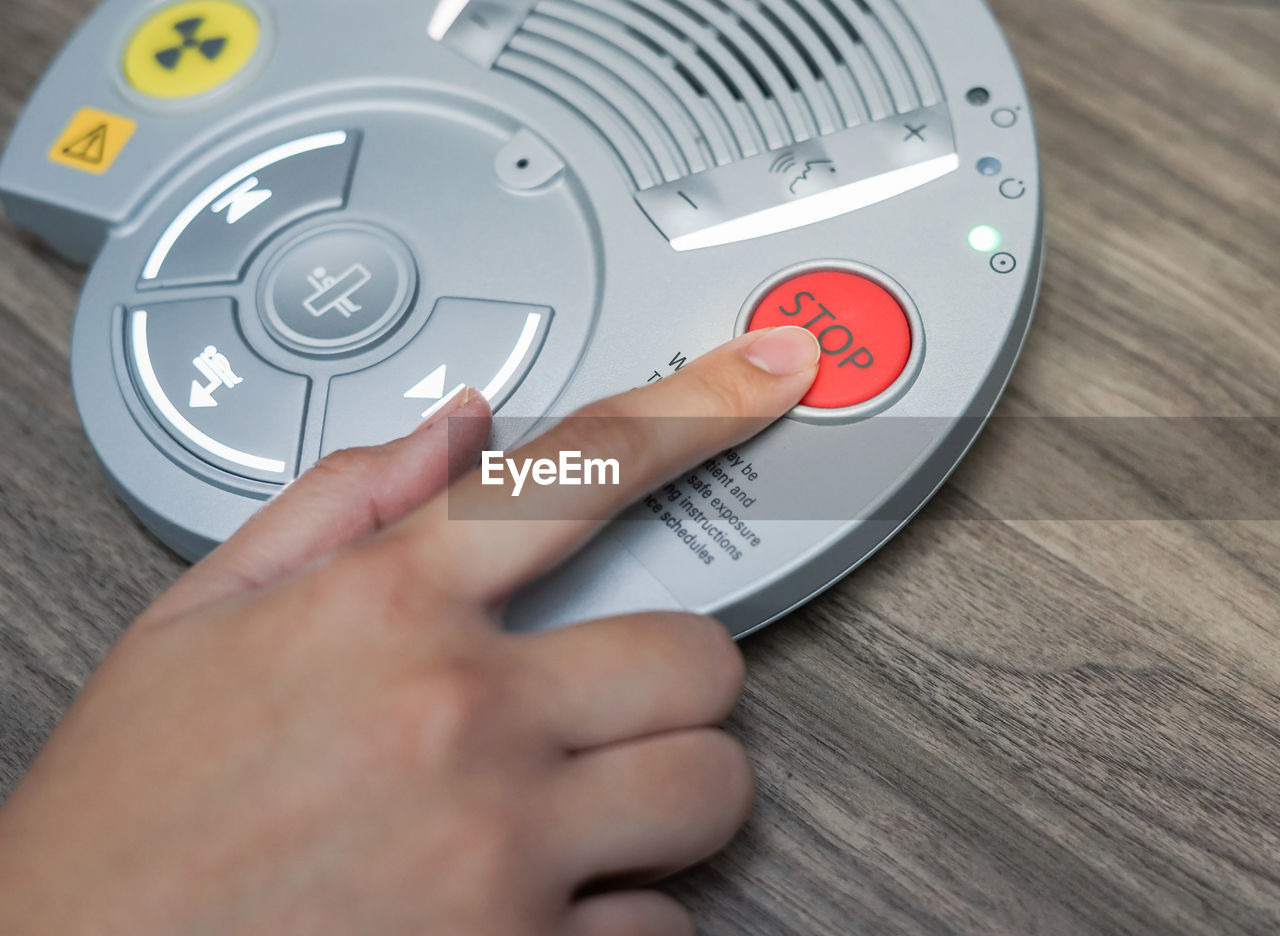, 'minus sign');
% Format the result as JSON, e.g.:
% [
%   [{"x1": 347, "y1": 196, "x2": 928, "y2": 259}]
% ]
[{"x1": 678, "y1": 191, "x2": 698, "y2": 210}]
